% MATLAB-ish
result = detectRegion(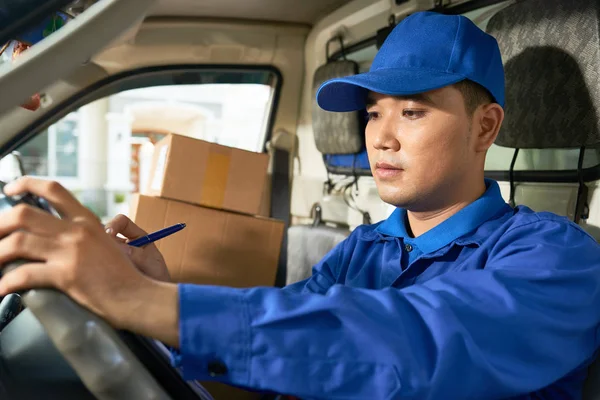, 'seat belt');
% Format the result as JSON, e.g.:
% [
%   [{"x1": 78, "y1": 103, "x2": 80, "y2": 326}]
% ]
[{"x1": 268, "y1": 130, "x2": 294, "y2": 288}]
